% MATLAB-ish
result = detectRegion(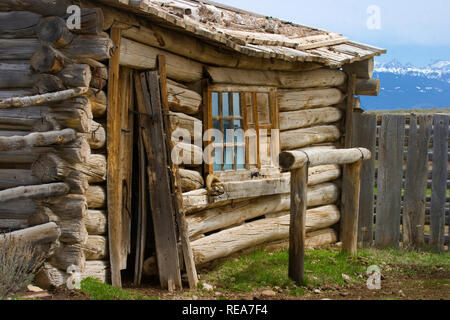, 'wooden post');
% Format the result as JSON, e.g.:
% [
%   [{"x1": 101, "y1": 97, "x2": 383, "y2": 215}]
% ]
[
  {"x1": 341, "y1": 160, "x2": 363, "y2": 254},
  {"x1": 107, "y1": 25, "x2": 123, "y2": 288},
  {"x1": 352, "y1": 113, "x2": 377, "y2": 247},
  {"x1": 375, "y1": 115, "x2": 406, "y2": 249},
  {"x1": 403, "y1": 115, "x2": 433, "y2": 248},
  {"x1": 430, "y1": 114, "x2": 449, "y2": 252},
  {"x1": 288, "y1": 165, "x2": 308, "y2": 285},
  {"x1": 158, "y1": 55, "x2": 198, "y2": 290}
]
